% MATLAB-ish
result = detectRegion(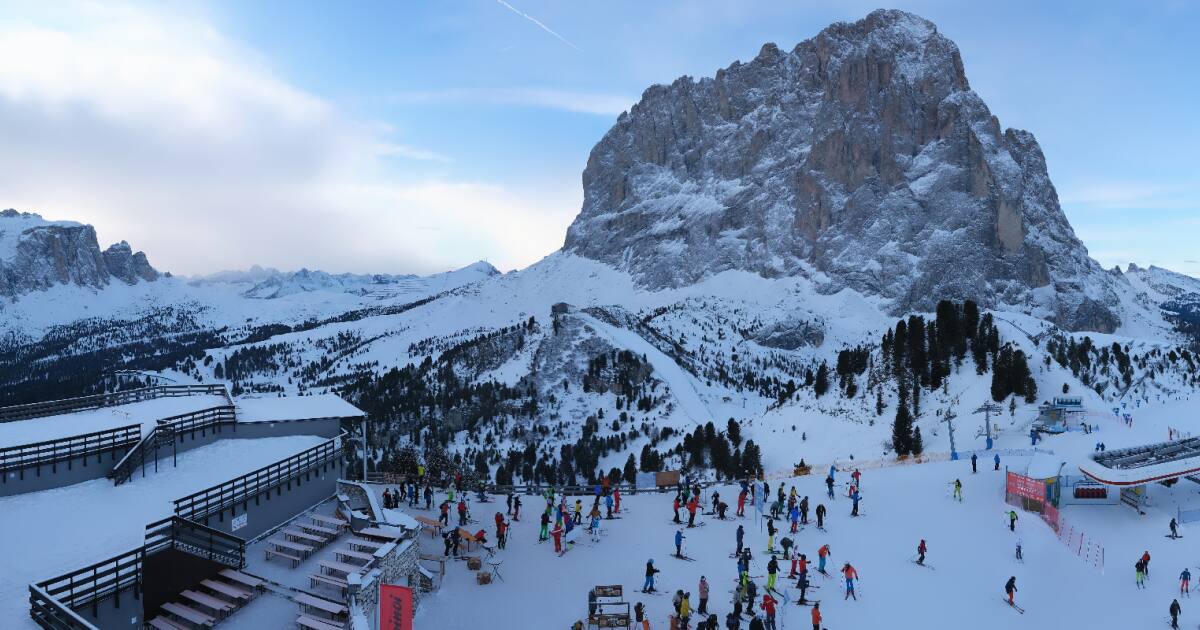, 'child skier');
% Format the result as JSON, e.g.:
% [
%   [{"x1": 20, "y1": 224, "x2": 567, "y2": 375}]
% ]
[
  {"x1": 1170, "y1": 517, "x2": 1180, "y2": 539},
  {"x1": 818, "y1": 544, "x2": 830, "y2": 574},
  {"x1": 1181, "y1": 568, "x2": 1191, "y2": 596},
  {"x1": 1005, "y1": 576, "x2": 1018, "y2": 606},
  {"x1": 1008, "y1": 510, "x2": 1018, "y2": 532},
  {"x1": 917, "y1": 539, "x2": 927, "y2": 565},
  {"x1": 825, "y1": 475, "x2": 835, "y2": 499},
  {"x1": 953, "y1": 479, "x2": 963, "y2": 502},
  {"x1": 1015, "y1": 539, "x2": 1023, "y2": 561},
  {"x1": 643, "y1": 559, "x2": 660, "y2": 593},
  {"x1": 676, "y1": 529, "x2": 687, "y2": 558},
  {"x1": 1136, "y1": 558, "x2": 1147, "y2": 589},
  {"x1": 761, "y1": 592, "x2": 778, "y2": 630},
  {"x1": 842, "y1": 562, "x2": 858, "y2": 600},
  {"x1": 551, "y1": 521, "x2": 564, "y2": 554}
]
